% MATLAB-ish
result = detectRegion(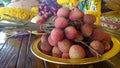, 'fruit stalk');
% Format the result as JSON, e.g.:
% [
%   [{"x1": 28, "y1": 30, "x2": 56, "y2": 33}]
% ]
[{"x1": 75, "y1": 40, "x2": 115, "y2": 66}]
